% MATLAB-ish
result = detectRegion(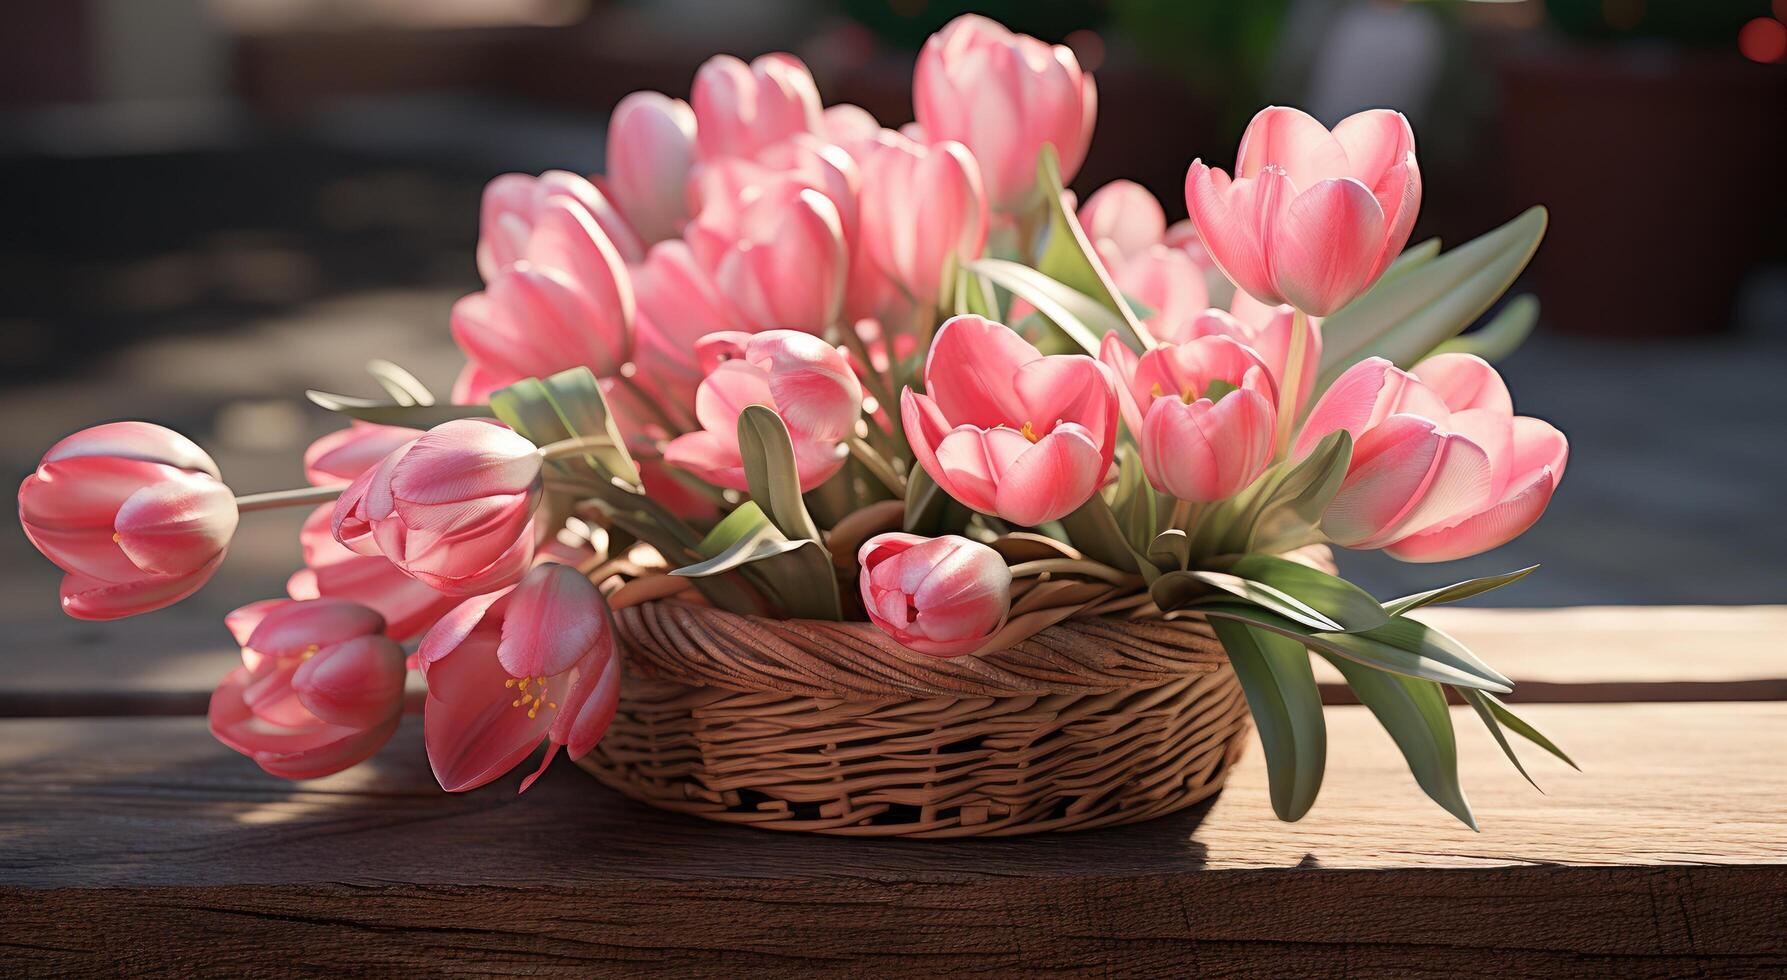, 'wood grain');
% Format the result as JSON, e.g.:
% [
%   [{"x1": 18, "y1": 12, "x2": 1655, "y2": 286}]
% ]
[
  {"x1": 3, "y1": 704, "x2": 1783, "y2": 974},
  {"x1": 6, "y1": 606, "x2": 1779, "y2": 718}
]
